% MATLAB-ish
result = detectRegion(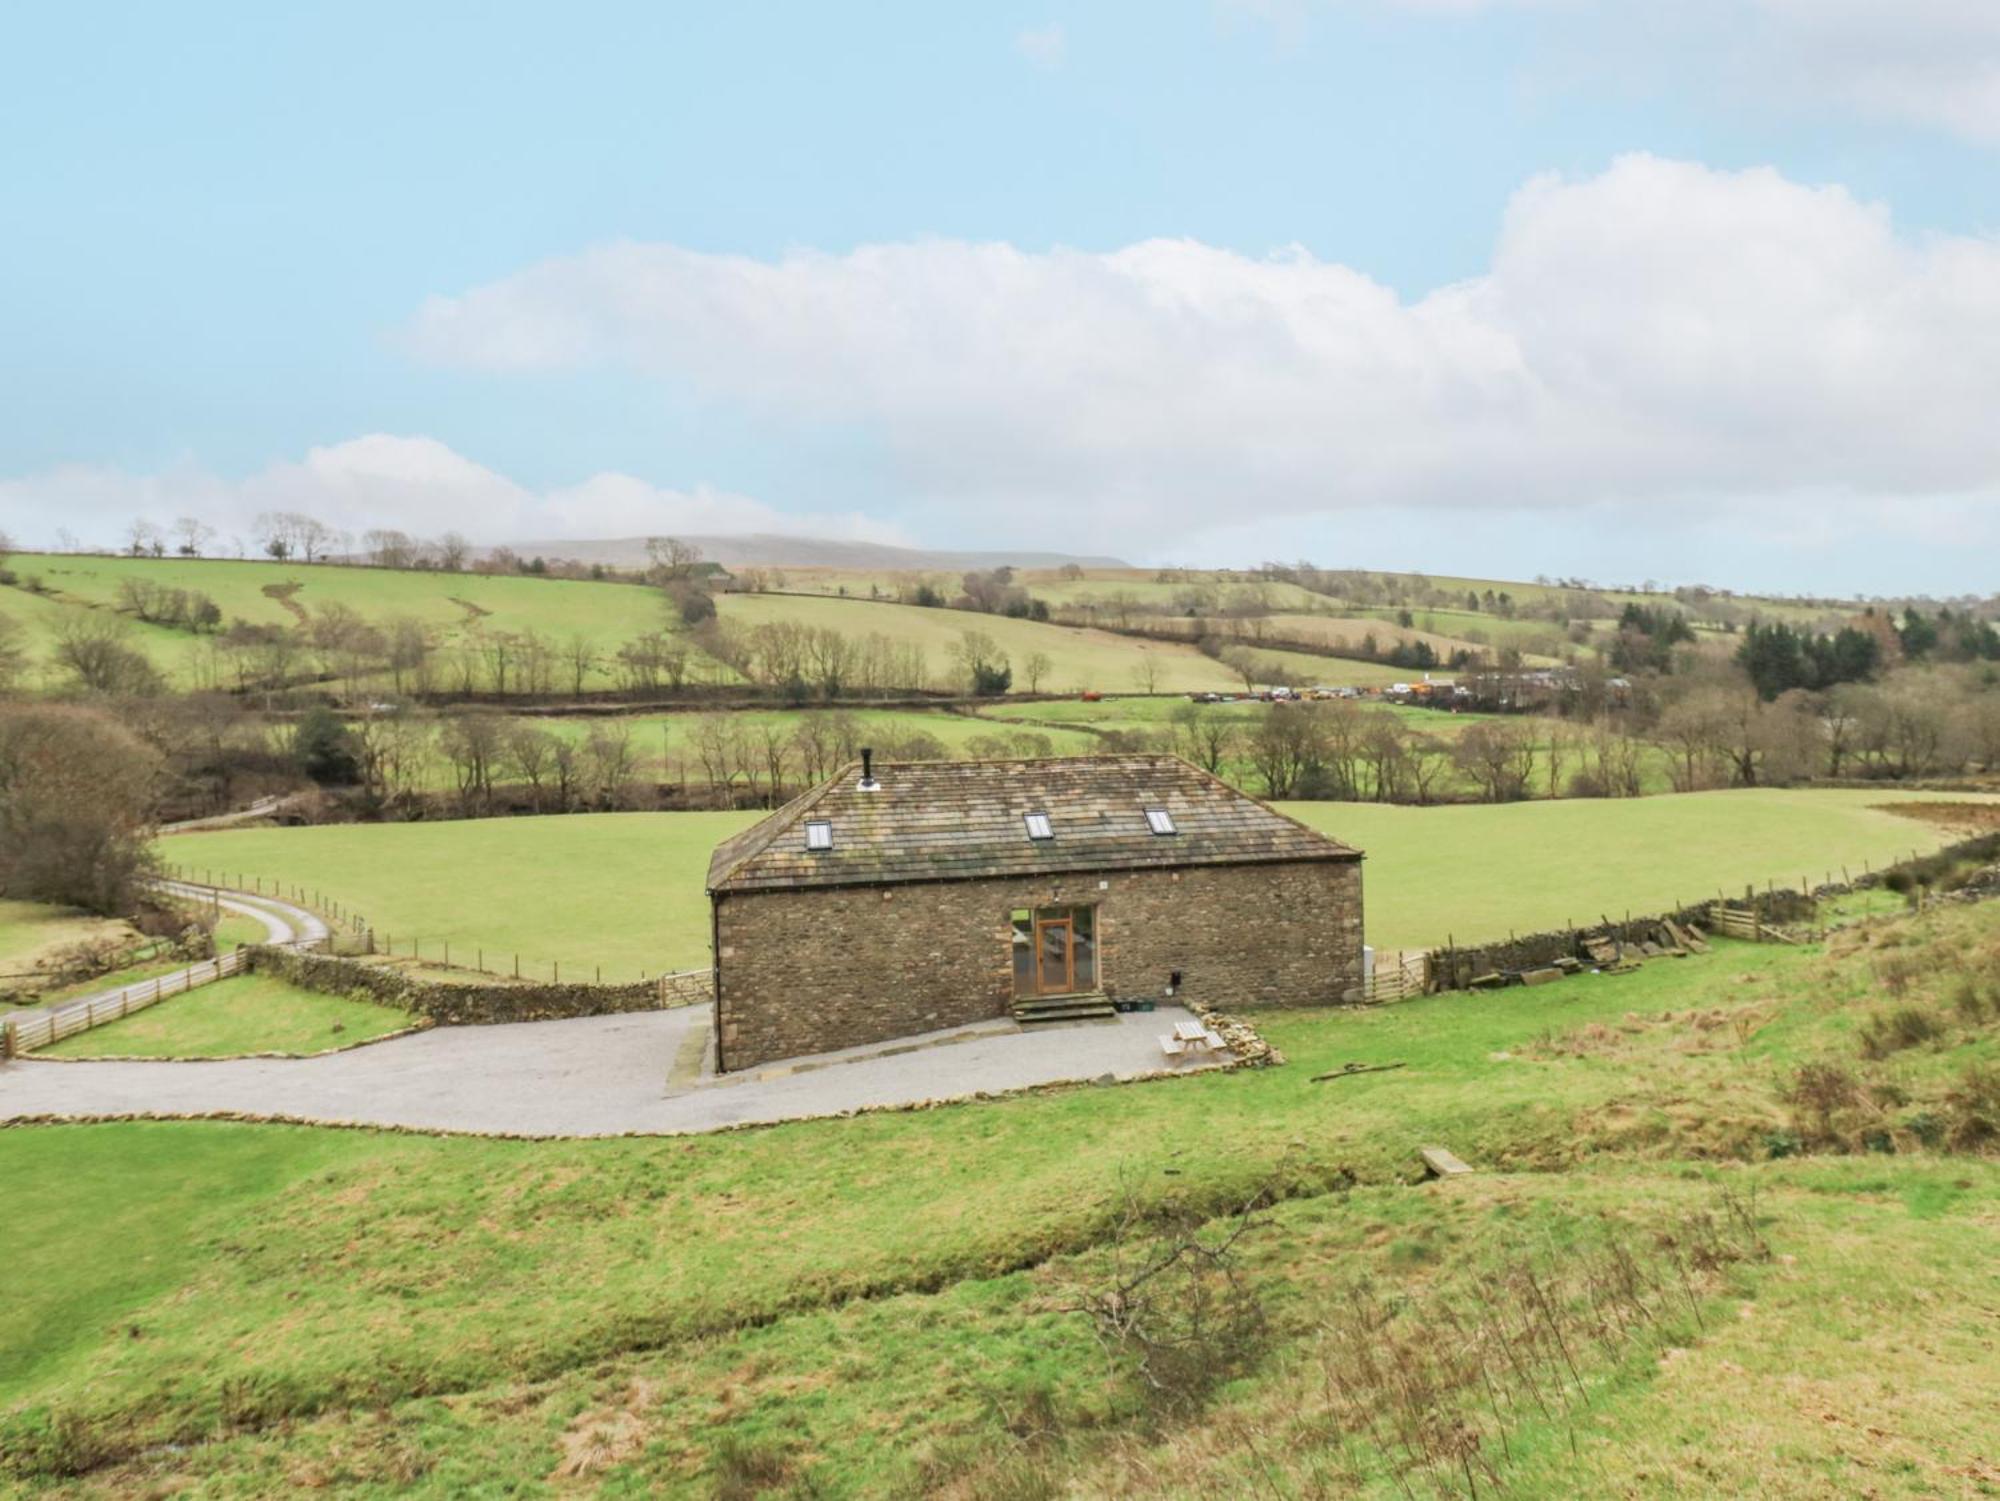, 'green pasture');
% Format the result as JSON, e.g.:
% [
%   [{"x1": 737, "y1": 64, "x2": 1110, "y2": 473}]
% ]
[
  {"x1": 160, "y1": 789, "x2": 1984, "y2": 973},
  {"x1": 6, "y1": 554, "x2": 701, "y2": 689},
  {"x1": 39, "y1": 973, "x2": 414, "y2": 1058},
  {"x1": 3, "y1": 895, "x2": 1996, "y2": 1494},
  {"x1": 718, "y1": 591, "x2": 1239, "y2": 694}
]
